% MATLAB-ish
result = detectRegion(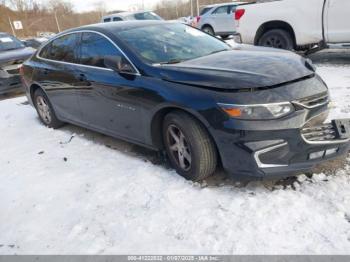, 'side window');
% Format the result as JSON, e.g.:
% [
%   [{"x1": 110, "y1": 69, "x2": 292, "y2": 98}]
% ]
[
  {"x1": 80, "y1": 32, "x2": 131, "y2": 69},
  {"x1": 104, "y1": 18, "x2": 111, "y2": 22},
  {"x1": 229, "y1": 5, "x2": 237, "y2": 13},
  {"x1": 213, "y1": 6, "x2": 229, "y2": 14},
  {"x1": 39, "y1": 43, "x2": 52, "y2": 59},
  {"x1": 113, "y1": 17, "x2": 123, "y2": 21},
  {"x1": 39, "y1": 33, "x2": 79, "y2": 63}
]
